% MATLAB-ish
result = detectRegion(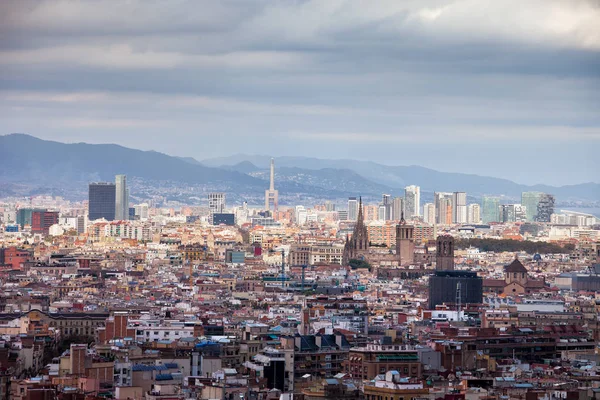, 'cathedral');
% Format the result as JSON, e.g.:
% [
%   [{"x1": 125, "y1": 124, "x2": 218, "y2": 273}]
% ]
[{"x1": 343, "y1": 198, "x2": 370, "y2": 265}]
